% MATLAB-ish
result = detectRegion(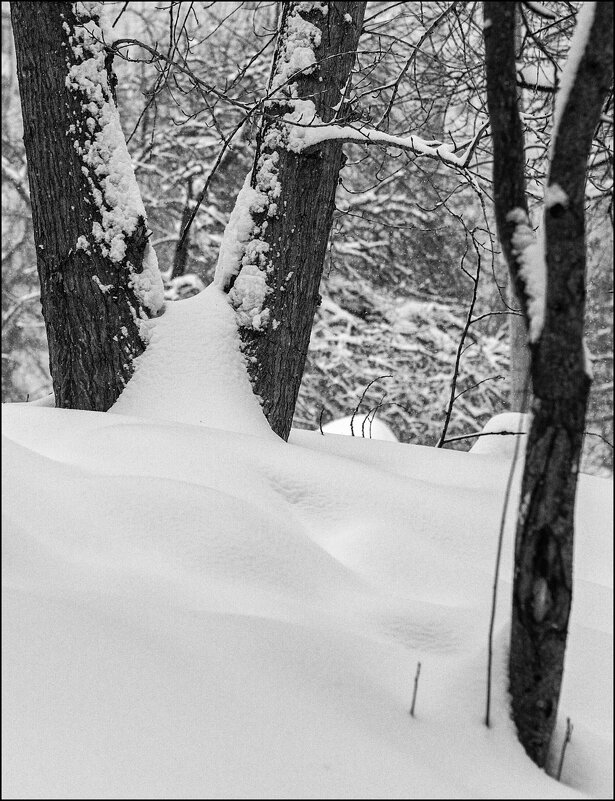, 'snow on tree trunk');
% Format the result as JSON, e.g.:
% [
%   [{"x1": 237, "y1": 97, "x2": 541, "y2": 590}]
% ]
[
  {"x1": 11, "y1": 1, "x2": 164, "y2": 411},
  {"x1": 215, "y1": 1, "x2": 366, "y2": 440},
  {"x1": 507, "y1": 2, "x2": 613, "y2": 769}
]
